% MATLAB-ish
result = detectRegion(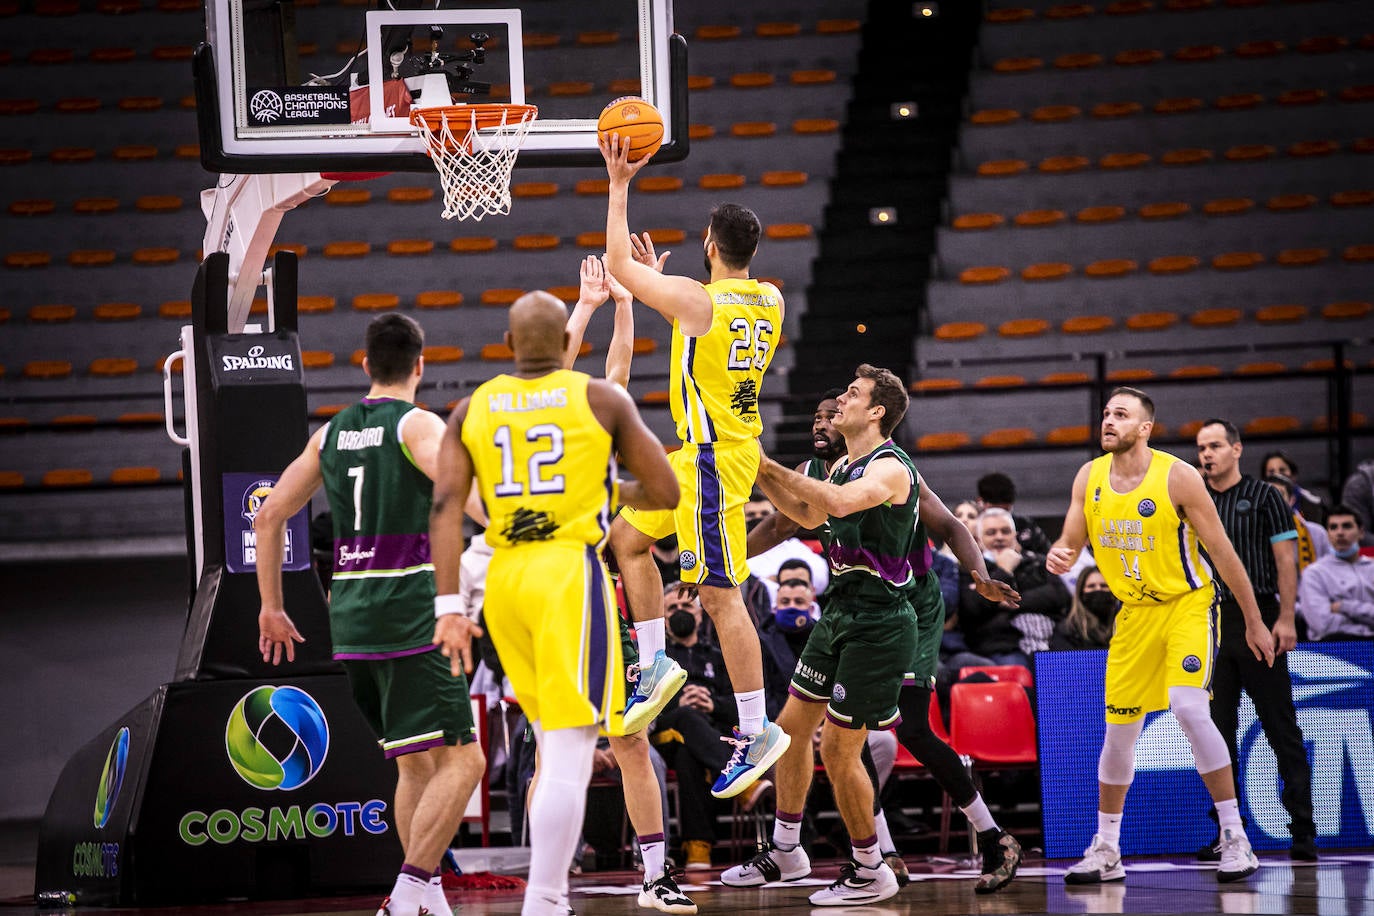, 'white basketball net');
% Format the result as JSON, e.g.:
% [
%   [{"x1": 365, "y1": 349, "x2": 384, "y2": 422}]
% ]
[{"x1": 413, "y1": 105, "x2": 537, "y2": 221}]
